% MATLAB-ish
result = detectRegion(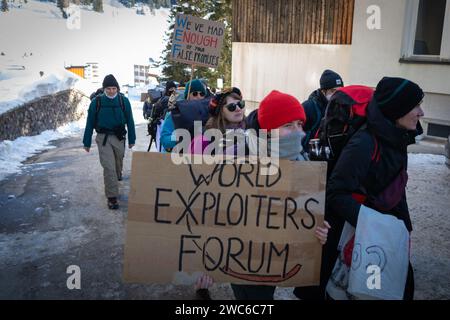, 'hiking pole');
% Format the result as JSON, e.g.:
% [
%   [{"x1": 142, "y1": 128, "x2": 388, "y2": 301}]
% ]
[
  {"x1": 146, "y1": 120, "x2": 157, "y2": 152},
  {"x1": 147, "y1": 135, "x2": 156, "y2": 152}
]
